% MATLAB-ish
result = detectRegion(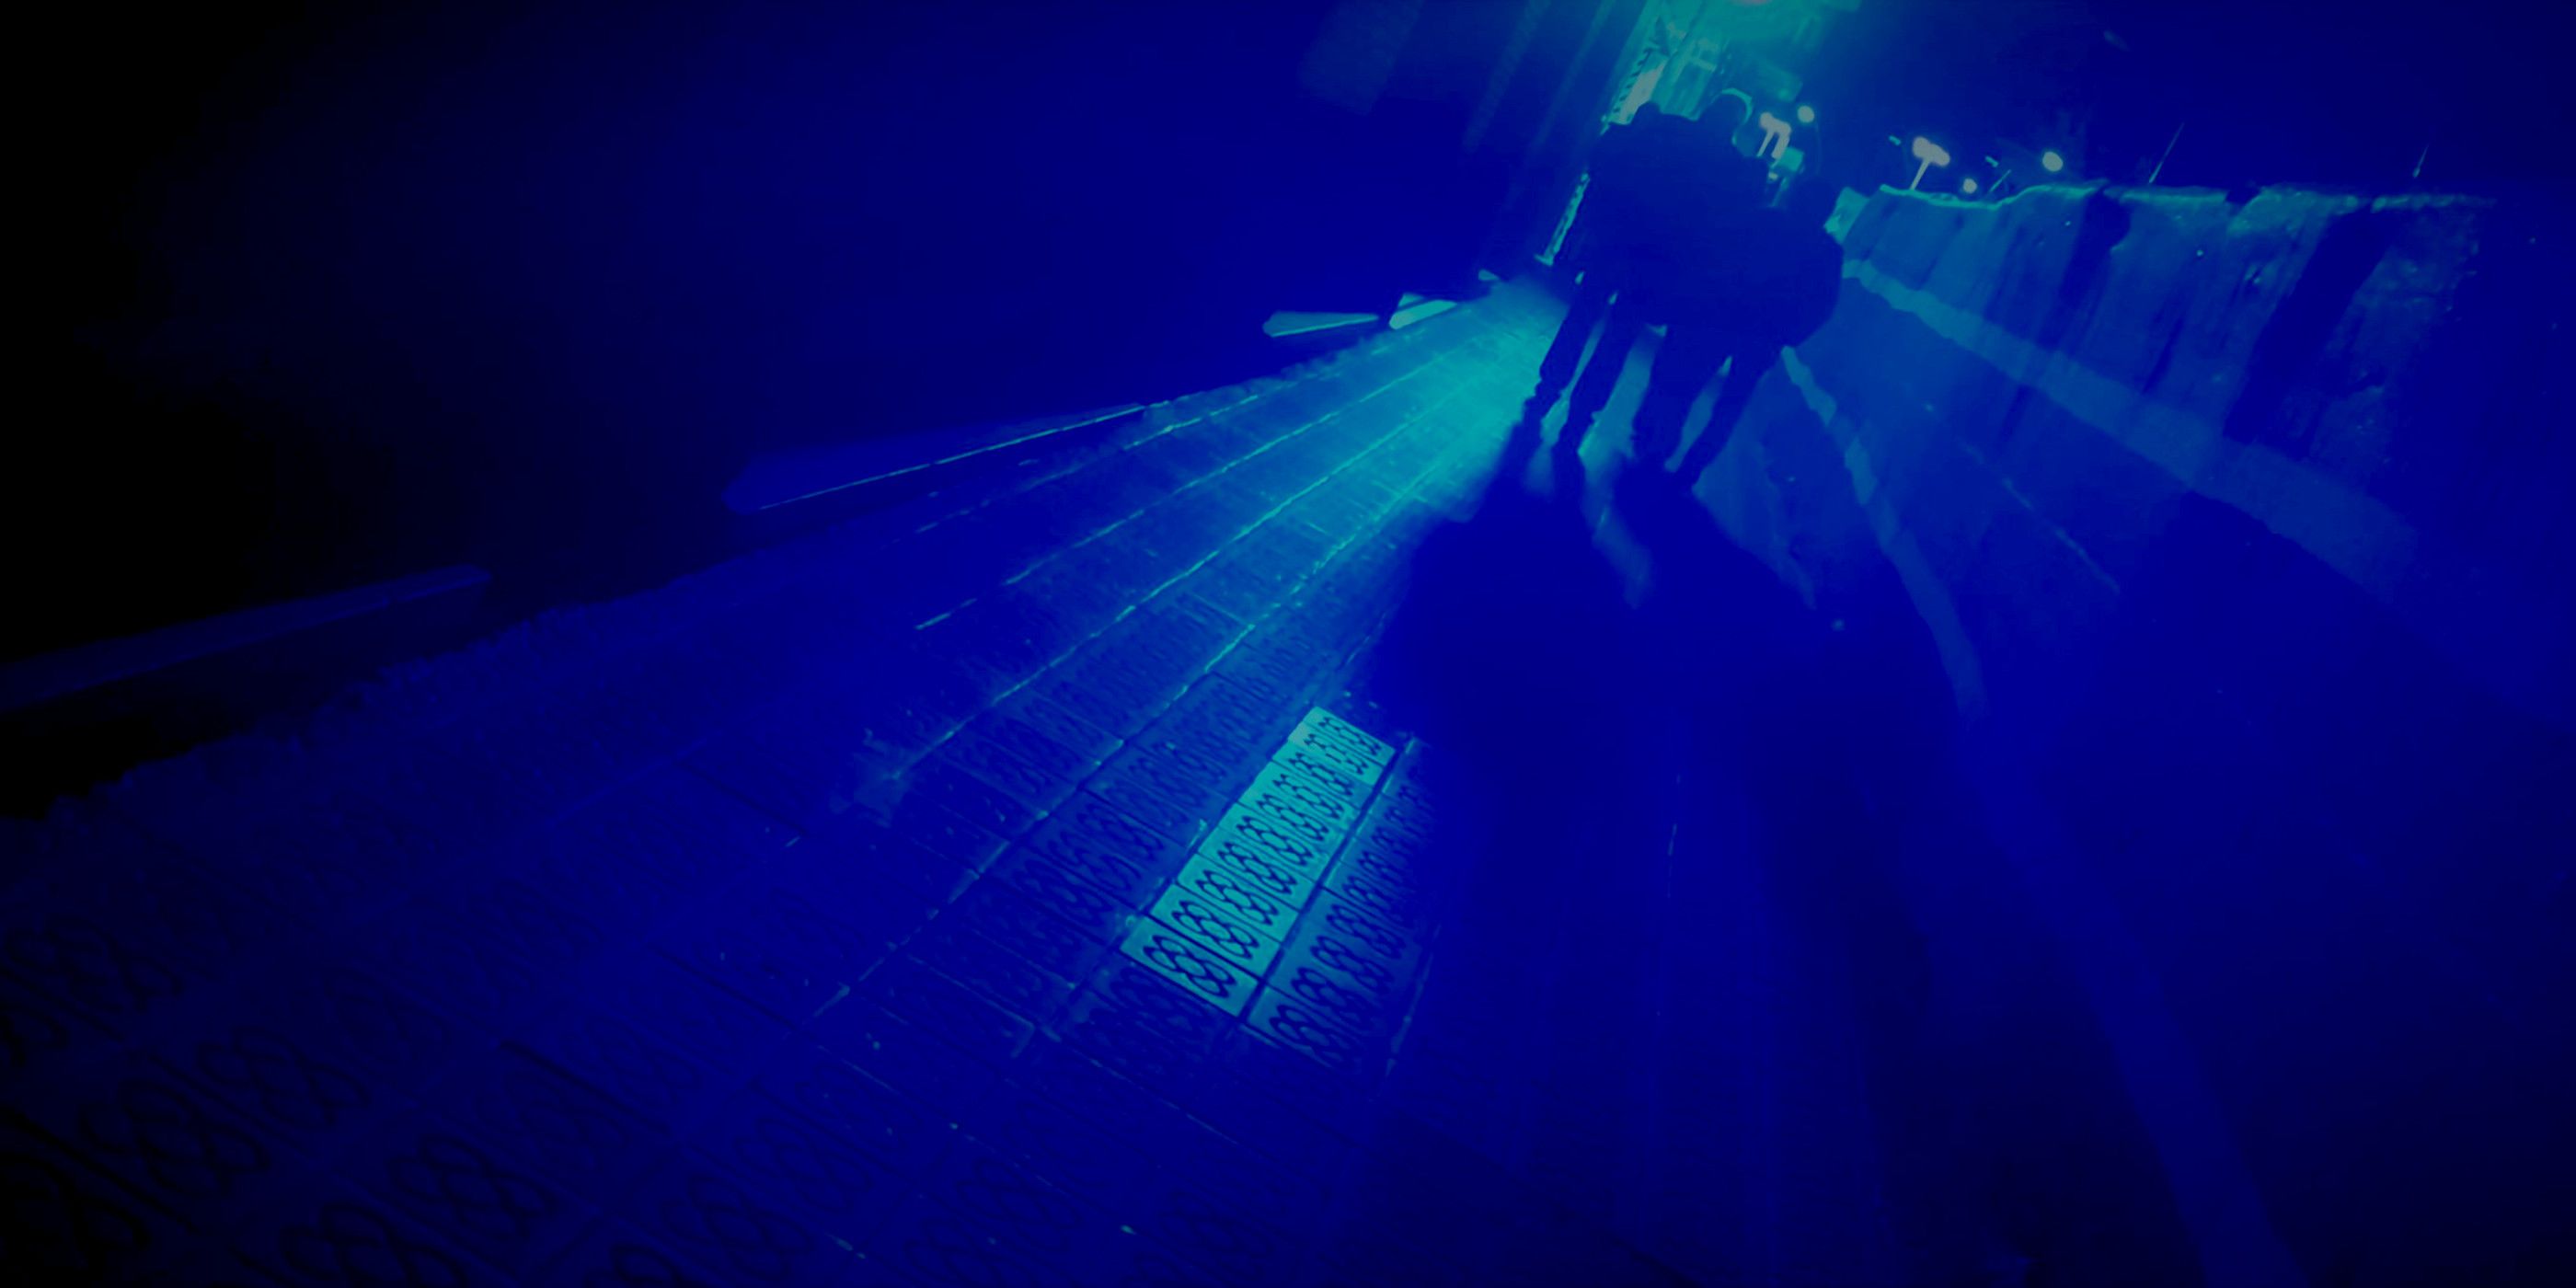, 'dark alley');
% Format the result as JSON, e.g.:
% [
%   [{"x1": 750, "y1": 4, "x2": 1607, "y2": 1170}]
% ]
[{"x1": 9, "y1": 4, "x2": 2574, "y2": 1286}]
